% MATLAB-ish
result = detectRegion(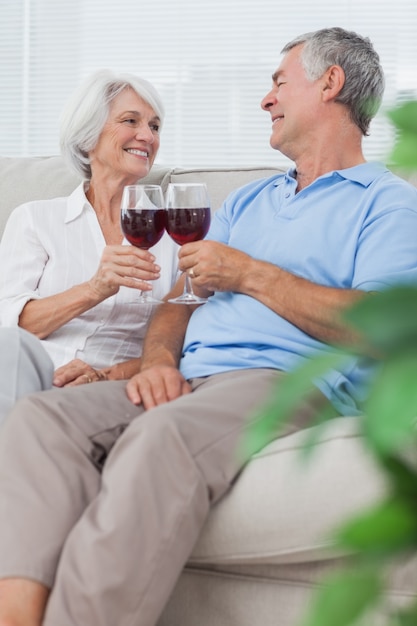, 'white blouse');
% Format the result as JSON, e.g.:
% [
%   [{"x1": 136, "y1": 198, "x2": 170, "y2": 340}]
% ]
[{"x1": 0, "y1": 183, "x2": 180, "y2": 369}]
